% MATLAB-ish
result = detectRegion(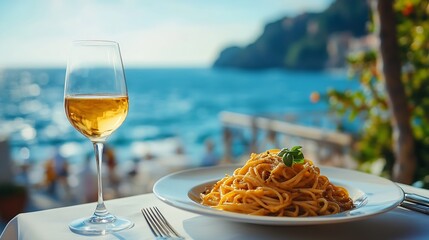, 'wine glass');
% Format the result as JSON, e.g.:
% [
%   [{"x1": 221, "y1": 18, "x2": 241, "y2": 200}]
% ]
[{"x1": 64, "y1": 40, "x2": 134, "y2": 235}]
